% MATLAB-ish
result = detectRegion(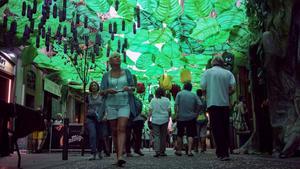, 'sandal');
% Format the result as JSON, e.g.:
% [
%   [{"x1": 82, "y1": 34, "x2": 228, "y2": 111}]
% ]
[
  {"x1": 174, "y1": 151, "x2": 182, "y2": 156},
  {"x1": 117, "y1": 159, "x2": 126, "y2": 167}
]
